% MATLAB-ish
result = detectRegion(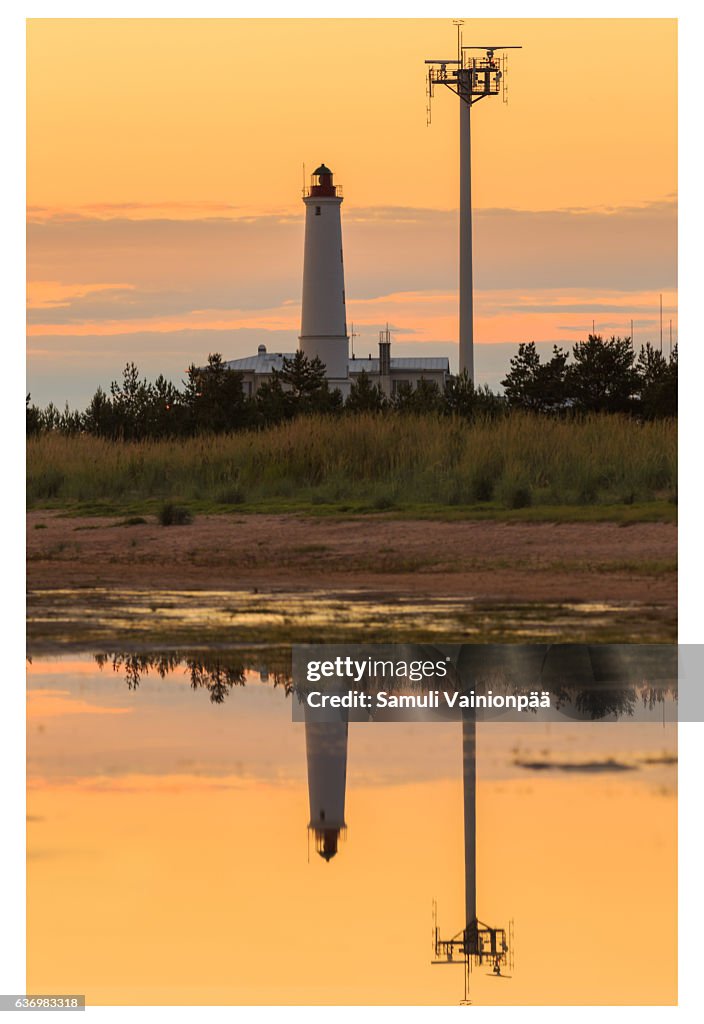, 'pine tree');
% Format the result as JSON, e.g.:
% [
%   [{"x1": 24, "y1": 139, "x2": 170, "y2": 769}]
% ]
[
  {"x1": 566, "y1": 335, "x2": 637, "y2": 413},
  {"x1": 346, "y1": 370, "x2": 386, "y2": 412},
  {"x1": 278, "y1": 351, "x2": 327, "y2": 400},
  {"x1": 501, "y1": 343, "x2": 567, "y2": 412},
  {"x1": 637, "y1": 342, "x2": 677, "y2": 418}
]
